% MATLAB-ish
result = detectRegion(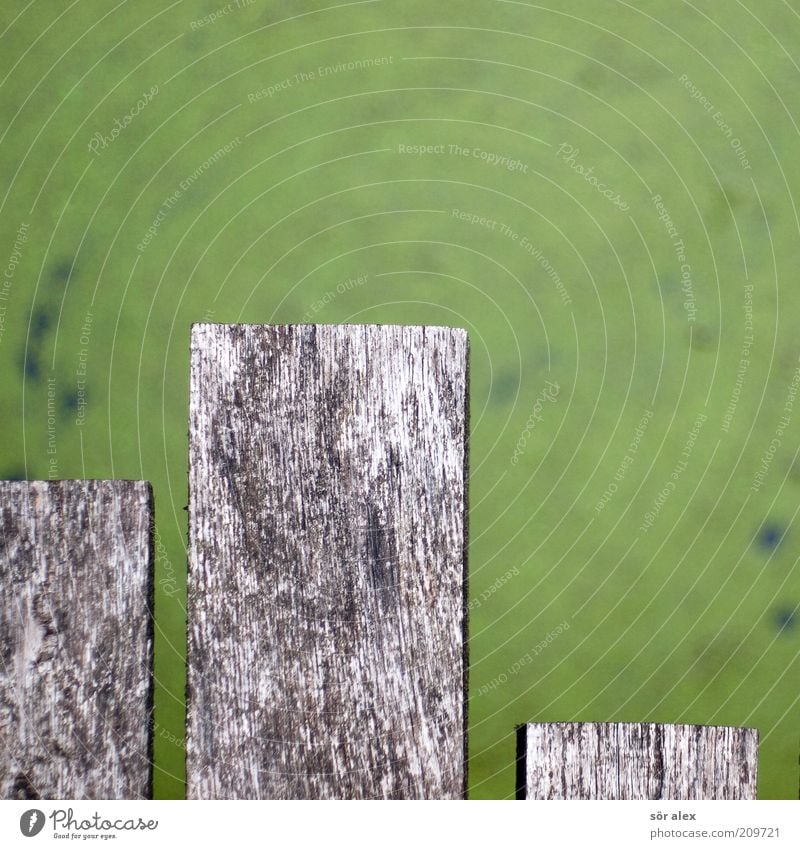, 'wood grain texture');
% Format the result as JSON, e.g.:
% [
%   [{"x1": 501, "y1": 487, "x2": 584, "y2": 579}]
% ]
[
  {"x1": 518, "y1": 722, "x2": 758, "y2": 800},
  {"x1": 187, "y1": 324, "x2": 468, "y2": 799},
  {"x1": 0, "y1": 480, "x2": 154, "y2": 799}
]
